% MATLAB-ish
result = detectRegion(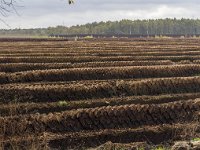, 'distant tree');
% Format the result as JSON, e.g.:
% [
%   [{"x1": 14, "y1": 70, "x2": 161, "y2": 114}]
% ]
[{"x1": 1, "y1": 18, "x2": 200, "y2": 36}]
